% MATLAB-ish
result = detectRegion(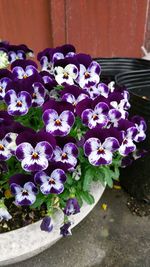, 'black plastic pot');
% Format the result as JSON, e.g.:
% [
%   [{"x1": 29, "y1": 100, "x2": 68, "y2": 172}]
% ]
[
  {"x1": 115, "y1": 69, "x2": 150, "y2": 202},
  {"x1": 116, "y1": 70, "x2": 150, "y2": 149},
  {"x1": 95, "y1": 57, "x2": 150, "y2": 80}
]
